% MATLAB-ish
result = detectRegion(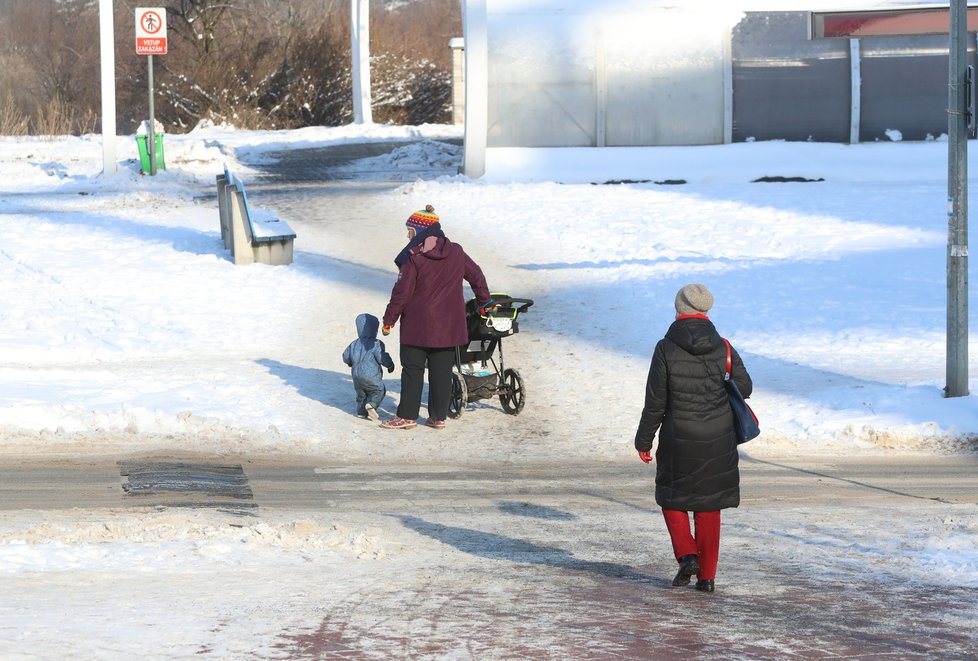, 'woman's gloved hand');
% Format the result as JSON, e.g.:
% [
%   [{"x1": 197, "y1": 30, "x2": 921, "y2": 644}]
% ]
[{"x1": 478, "y1": 298, "x2": 496, "y2": 315}]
